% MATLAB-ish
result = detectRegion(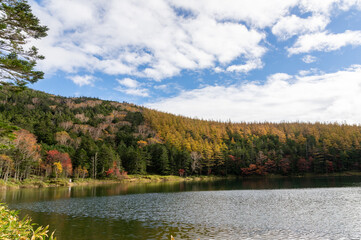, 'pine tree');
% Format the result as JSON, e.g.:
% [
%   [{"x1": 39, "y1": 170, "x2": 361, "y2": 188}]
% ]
[{"x1": 0, "y1": 0, "x2": 48, "y2": 87}]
